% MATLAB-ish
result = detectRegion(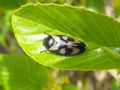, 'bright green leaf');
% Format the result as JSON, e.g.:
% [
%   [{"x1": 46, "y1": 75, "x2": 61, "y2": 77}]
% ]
[
  {"x1": 13, "y1": 4, "x2": 120, "y2": 47},
  {"x1": 0, "y1": 54, "x2": 48, "y2": 90},
  {"x1": 12, "y1": 4, "x2": 120, "y2": 70}
]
